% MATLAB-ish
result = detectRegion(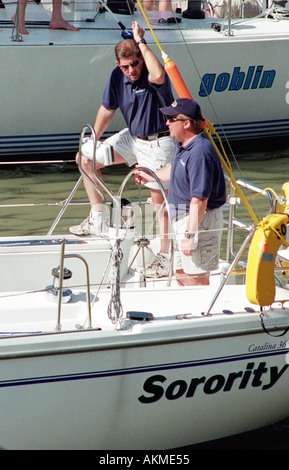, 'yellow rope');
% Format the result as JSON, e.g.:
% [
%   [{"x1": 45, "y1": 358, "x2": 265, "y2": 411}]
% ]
[
  {"x1": 135, "y1": 0, "x2": 164, "y2": 53},
  {"x1": 204, "y1": 127, "x2": 259, "y2": 225},
  {"x1": 259, "y1": 216, "x2": 289, "y2": 246}
]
